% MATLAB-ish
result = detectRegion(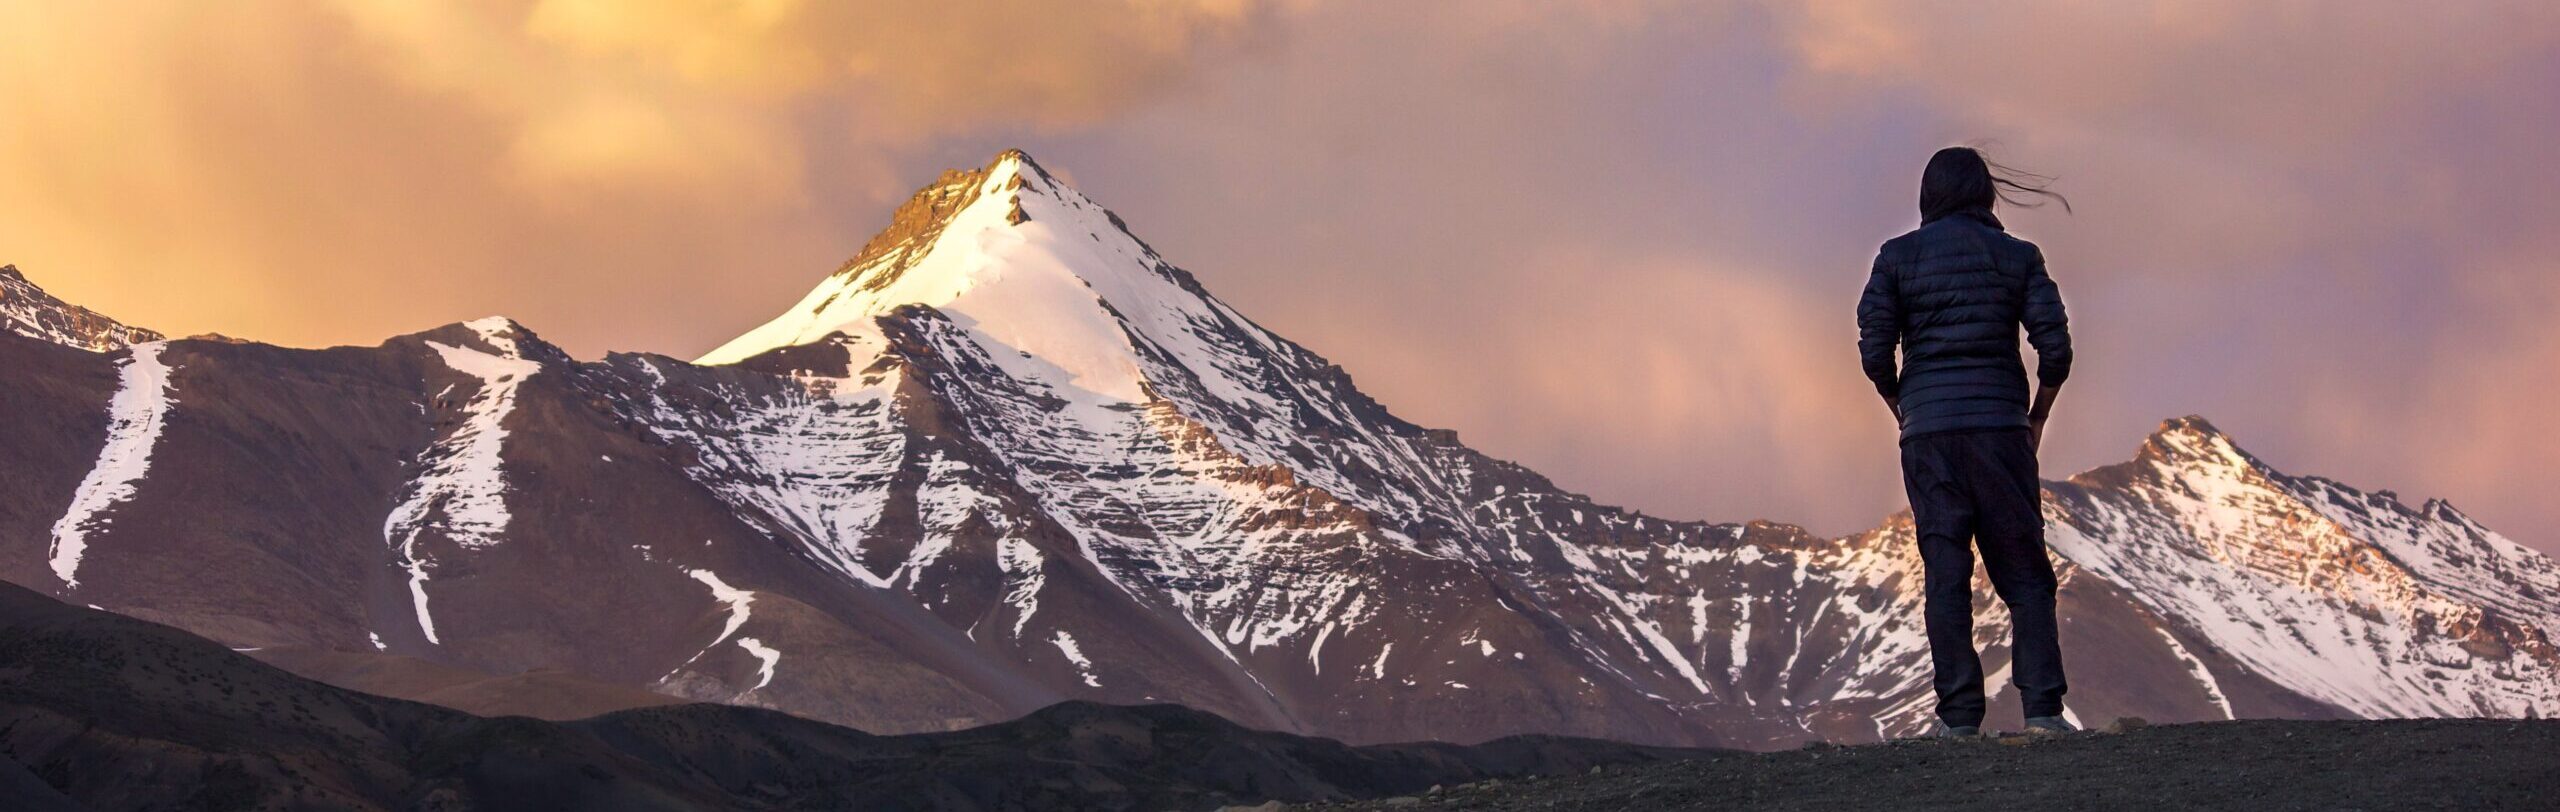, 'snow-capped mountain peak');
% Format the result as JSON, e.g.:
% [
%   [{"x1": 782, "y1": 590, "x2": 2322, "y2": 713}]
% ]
[
  {"x1": 0, "y1": 264, "x2": 164, "y2": 353},
  {"x1": 695, "y1": 149, "x2": 1173, "y2": 406},
  {"x1": 446, "y1": 316, "x2": 545, "y2": 357},
  {"x1": 693, "y1": 149, "x2": 1454, "y2": 527},
  {"x1": 2132, "y1": 415, "x2": 2263, "y2": 470},
  {"x1": 2048, "y1": 416, "x2": 2560, "y2": 719}
]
